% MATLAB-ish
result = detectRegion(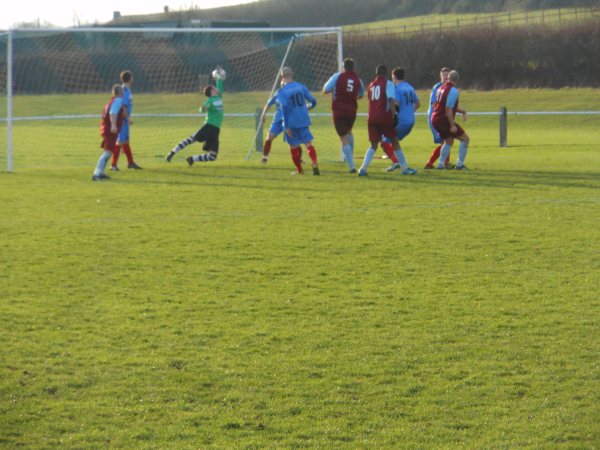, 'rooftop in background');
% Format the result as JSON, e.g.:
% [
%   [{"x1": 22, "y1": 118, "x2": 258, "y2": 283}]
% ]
[{"x1": 107, "y1": 8, "x2": 270, "y2": 28}]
